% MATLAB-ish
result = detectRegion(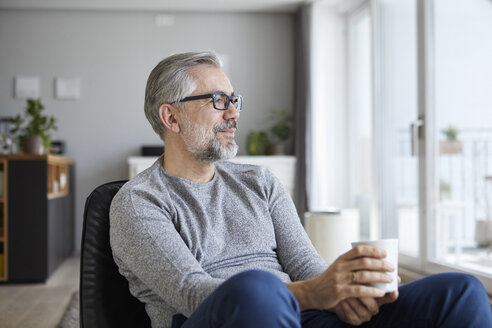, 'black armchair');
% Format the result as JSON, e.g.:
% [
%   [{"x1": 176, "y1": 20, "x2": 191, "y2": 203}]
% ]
[{"x1": 80, "y1": 180, "x2": 151, "y2": 328}]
